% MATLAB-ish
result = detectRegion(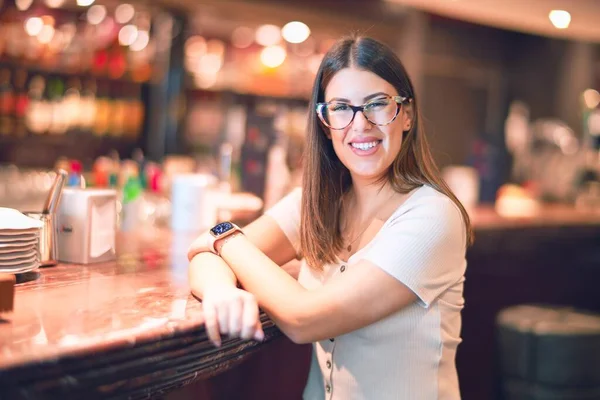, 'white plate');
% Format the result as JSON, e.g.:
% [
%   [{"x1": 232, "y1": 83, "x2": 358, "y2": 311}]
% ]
[
  {"x1": 0, "y1": 249, "x2": 38, "y2": 260},
  {"x1": 0, "y1": 228, "x2": 41, "y2": 236},
  {"x1": 0, "y1": 245, "x2": 37, "y2": 254},
  {"x1": 0, "y1": 232, "x2": 39, "y2": 241},
  {"x1": 0, "y1": 254, "x2": 38, "y2": 266},
  {"x1": 0, "y1": 239, "x2": 38, "y2": 249},
  {"x1": 0, "y1": 261, "x2": 40, "y2": 274},
  {"x1": 0, "y1": 208, "x2": 44, "y2": 230}
]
